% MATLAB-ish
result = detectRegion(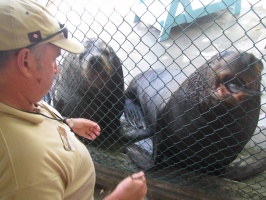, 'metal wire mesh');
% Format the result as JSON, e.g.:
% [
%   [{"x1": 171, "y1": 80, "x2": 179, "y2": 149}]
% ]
[{"x1": 40, "y1": 0, "x2": 266, "y2": 199}]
